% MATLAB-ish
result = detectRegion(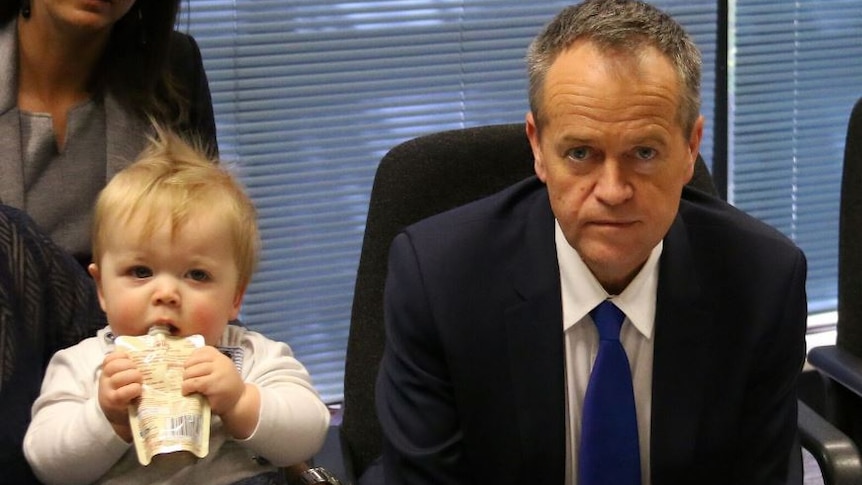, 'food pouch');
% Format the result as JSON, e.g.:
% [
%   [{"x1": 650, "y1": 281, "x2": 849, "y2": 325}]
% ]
[{"x1": 115, "y1": 325, "x2": 211, "y2": 465}]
